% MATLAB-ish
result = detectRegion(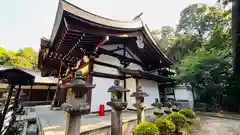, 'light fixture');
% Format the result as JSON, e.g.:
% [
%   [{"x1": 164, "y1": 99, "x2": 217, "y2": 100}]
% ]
[
  {"x1": 136, "y1": 36, "x2": 144, "y2": 49},
  {"x1": 83, "y1": 55, "x2": 89, "y2": 63}
]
